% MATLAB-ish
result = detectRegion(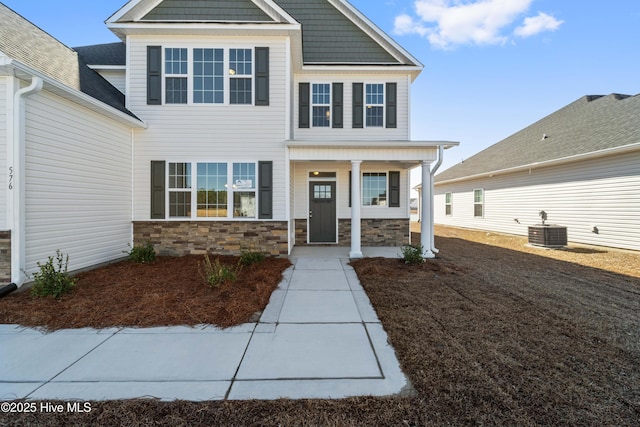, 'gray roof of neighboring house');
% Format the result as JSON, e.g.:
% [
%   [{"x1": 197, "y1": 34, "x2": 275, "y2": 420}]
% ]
[
  {"x1": 143, "y1": 0, "x2": 273, "y2": 22},
  {"x1": 436, "y1": 94, "x2": 640, "y2": 183},
  {"x1": 74, "y1": 42, "x2": 126, "y2": 66}
]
